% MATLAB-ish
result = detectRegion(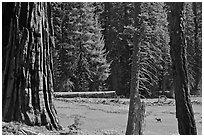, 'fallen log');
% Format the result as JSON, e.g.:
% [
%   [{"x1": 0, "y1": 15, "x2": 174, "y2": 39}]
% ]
[{"x1": 54, "y1": 91, "x2": 117, "y2": 98}]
